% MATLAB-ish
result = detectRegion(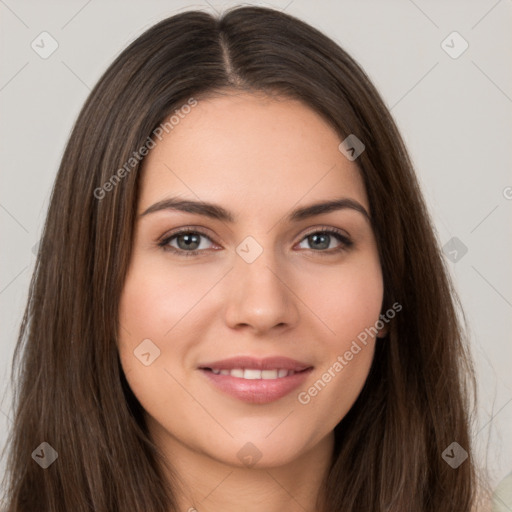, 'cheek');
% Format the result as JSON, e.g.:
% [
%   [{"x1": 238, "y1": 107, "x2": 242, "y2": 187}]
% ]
[
  {"x1": 117, "y1": 254, "x2": 224, "y2": 395},
  {"x1": 117, "y1": 256, "x2": 182, "y2": 376},
  {"x1": 117, "y1": 258, "x2": 196, "y2": 420},
  {"x1": 118, "y1": 255, "x2": 218, "y2": 340},
  {"x1": 303, "y1": 255, "x2": 384, "y2": 344},
  {"x1": 293, "y1": 256, "x2": 383, "y2": 416}
]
